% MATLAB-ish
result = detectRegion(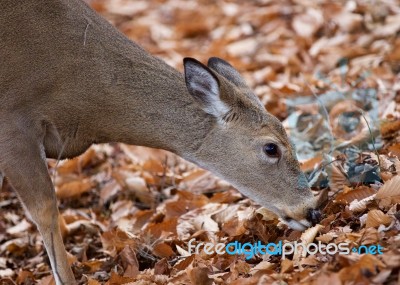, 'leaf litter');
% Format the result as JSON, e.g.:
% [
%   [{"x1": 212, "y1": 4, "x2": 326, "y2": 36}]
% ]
[{"x1": 1, "y1": 0, "x2": 400, "y2": 284}]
